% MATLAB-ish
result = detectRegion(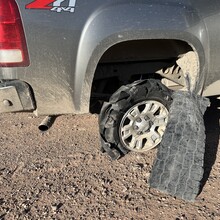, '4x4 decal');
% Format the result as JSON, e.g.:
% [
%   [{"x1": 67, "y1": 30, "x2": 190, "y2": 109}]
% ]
[{"x1": 26, "y1": 0, "x2": 76, "y2": 13}]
